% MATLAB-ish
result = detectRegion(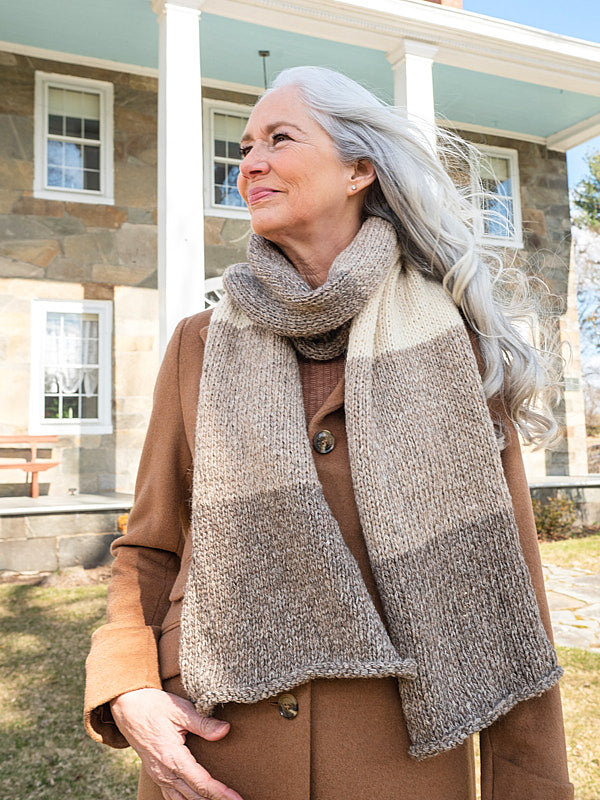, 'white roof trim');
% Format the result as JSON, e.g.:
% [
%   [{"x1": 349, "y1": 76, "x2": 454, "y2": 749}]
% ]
[
  {"x1": 546, "y1": 113, "x2": 600, "y2": 152},
  {"x1": 0, "y1": 40, "x2": 159, "y2": 77},
  {"x1": 439, "y1": 119, "x2": 547, "y2": 147},
  {"x1": 441, "y1": 117, "x2": 600, "y2": 152},
  {"x1": 202, "y1": 77, "x2": 263, "y2": 96},
  {"x1": 206, "y1": 0, "x2": 600, "y2": 96}
]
